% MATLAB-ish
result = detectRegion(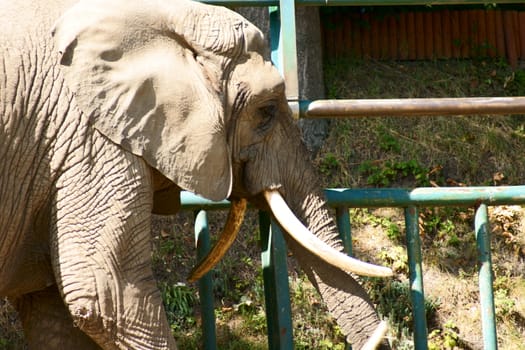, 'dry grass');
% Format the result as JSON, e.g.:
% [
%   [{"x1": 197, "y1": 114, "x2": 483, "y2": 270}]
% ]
[{"x1": 315, "y1": 58, "x2": 525, "y2": 349}]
